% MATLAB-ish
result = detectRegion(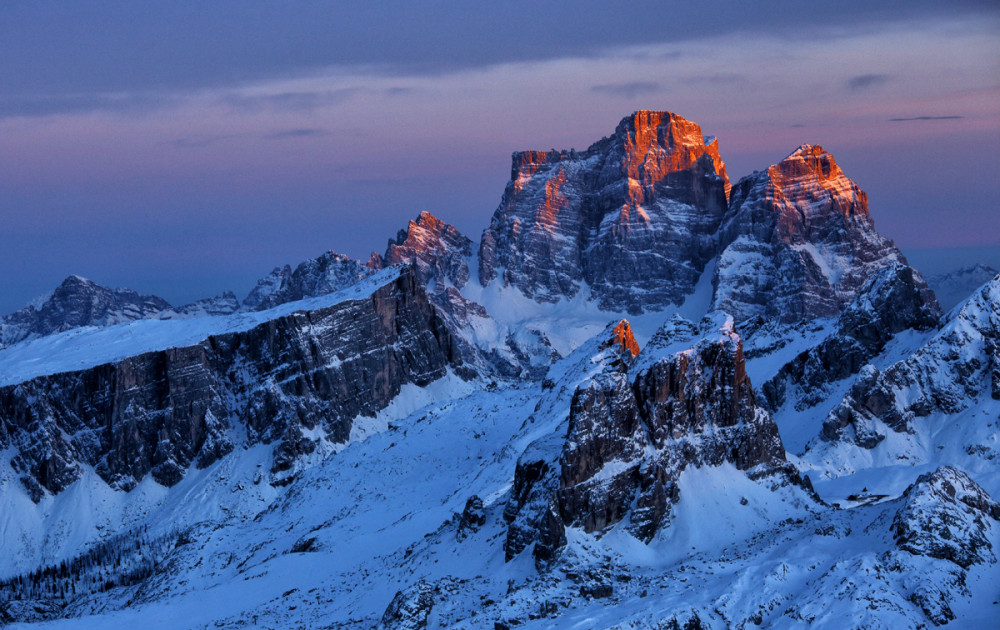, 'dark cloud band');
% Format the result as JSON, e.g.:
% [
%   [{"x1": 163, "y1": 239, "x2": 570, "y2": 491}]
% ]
[{"x1": 889, "y1": 115, "x2": 964, "y2": 121}]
